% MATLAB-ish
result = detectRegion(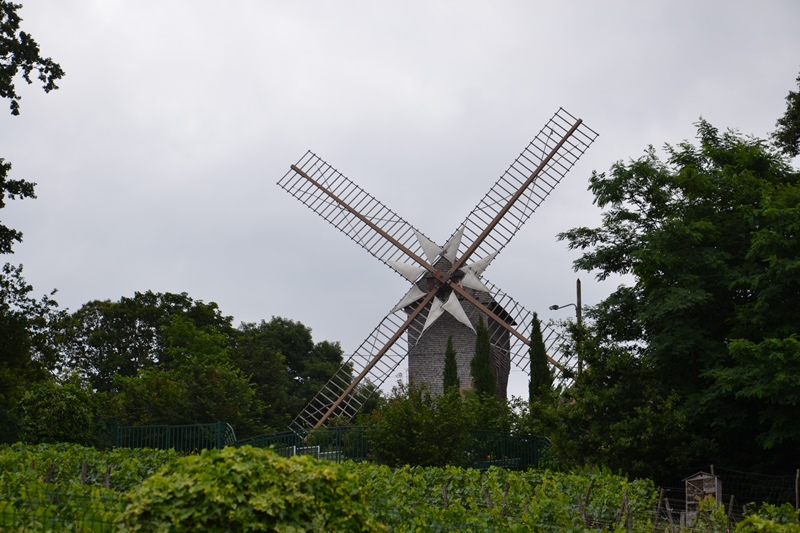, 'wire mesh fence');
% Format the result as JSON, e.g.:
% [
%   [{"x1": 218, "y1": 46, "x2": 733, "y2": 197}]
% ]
[
  {"x1": 0, "y1": 487, "x2": 124, "y2": 532},
  {"x1": 657, "y1": 465, "x2": 799, "y2": 526}
]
